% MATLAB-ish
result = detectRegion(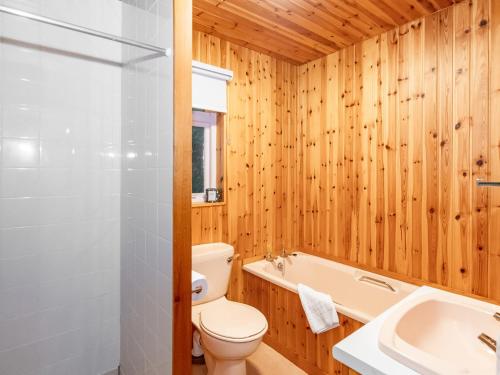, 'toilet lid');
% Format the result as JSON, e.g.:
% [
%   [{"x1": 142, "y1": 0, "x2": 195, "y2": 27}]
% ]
[{"x1": 200, "y1": 301, "x2": 268, "y2": 342}]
